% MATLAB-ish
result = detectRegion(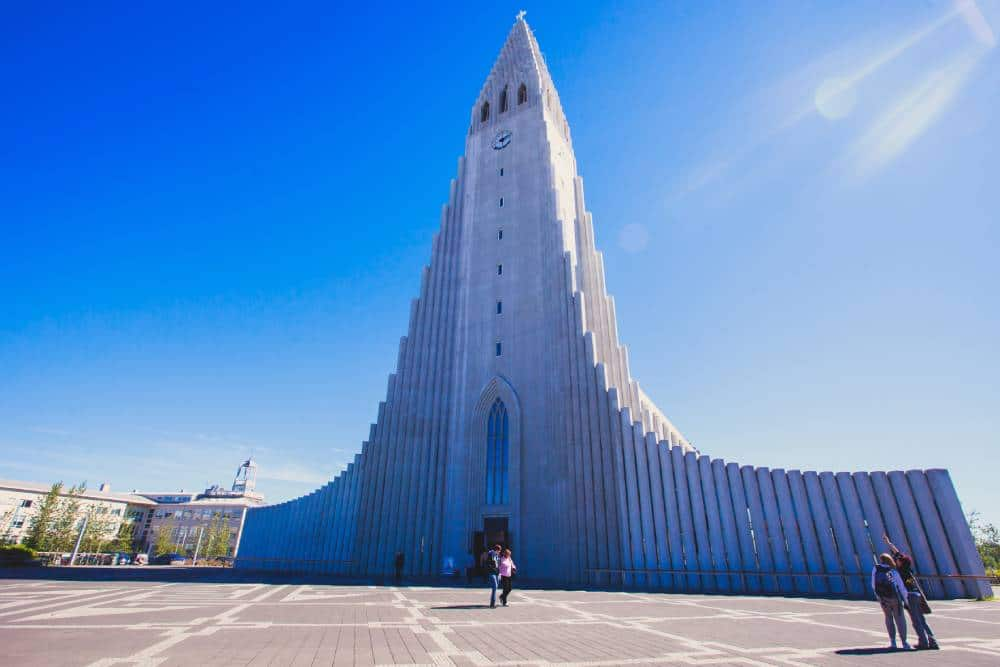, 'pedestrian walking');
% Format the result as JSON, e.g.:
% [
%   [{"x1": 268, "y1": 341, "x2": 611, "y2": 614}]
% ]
[
  {"x1": 872, "y1": 552, "x2": 911, "y2": 651},
  {"x1": 499, "y1": 548, "x2": 517, "y2": 606},
  {"x1": 484, "y1": 544, "x2": 501, "y2": 608},
  {"x1": 884, "y1": 534, "x2": 939, "y2": 650},
  {"x1": 394, "y1": 551, "x2": 404, "y2": 585}
]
